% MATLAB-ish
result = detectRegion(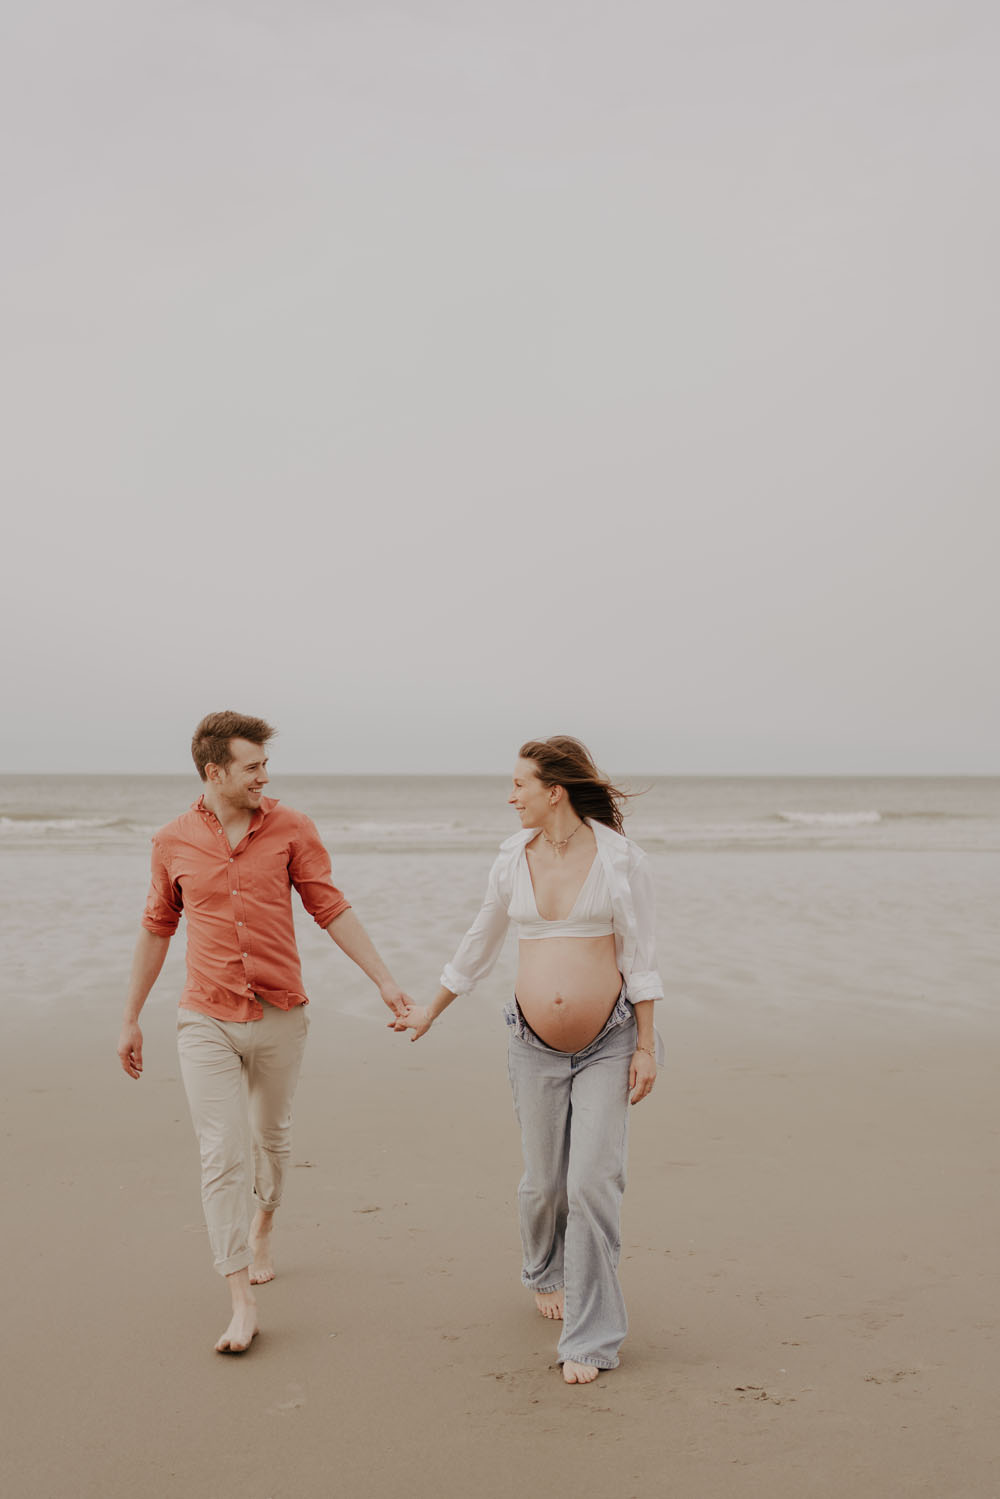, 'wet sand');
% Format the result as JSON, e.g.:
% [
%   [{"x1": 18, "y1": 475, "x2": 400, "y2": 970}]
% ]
[{"x1": 3, "y1": 983, "x2": 998, "y2": 1499}]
